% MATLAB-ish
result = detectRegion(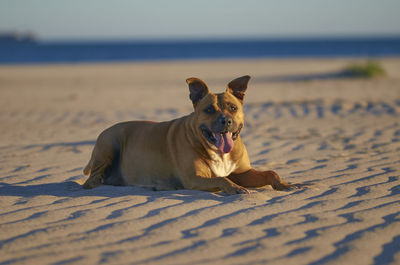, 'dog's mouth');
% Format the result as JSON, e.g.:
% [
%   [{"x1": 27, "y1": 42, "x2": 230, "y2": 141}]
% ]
[{"x1": 200, "y1": 124, "x2": 242, "y2": 154}]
